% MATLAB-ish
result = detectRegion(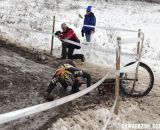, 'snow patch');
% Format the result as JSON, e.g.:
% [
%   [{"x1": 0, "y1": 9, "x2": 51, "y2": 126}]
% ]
[{"x1": 48, "y1": 108, "x2": 111, "y2": 130}]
